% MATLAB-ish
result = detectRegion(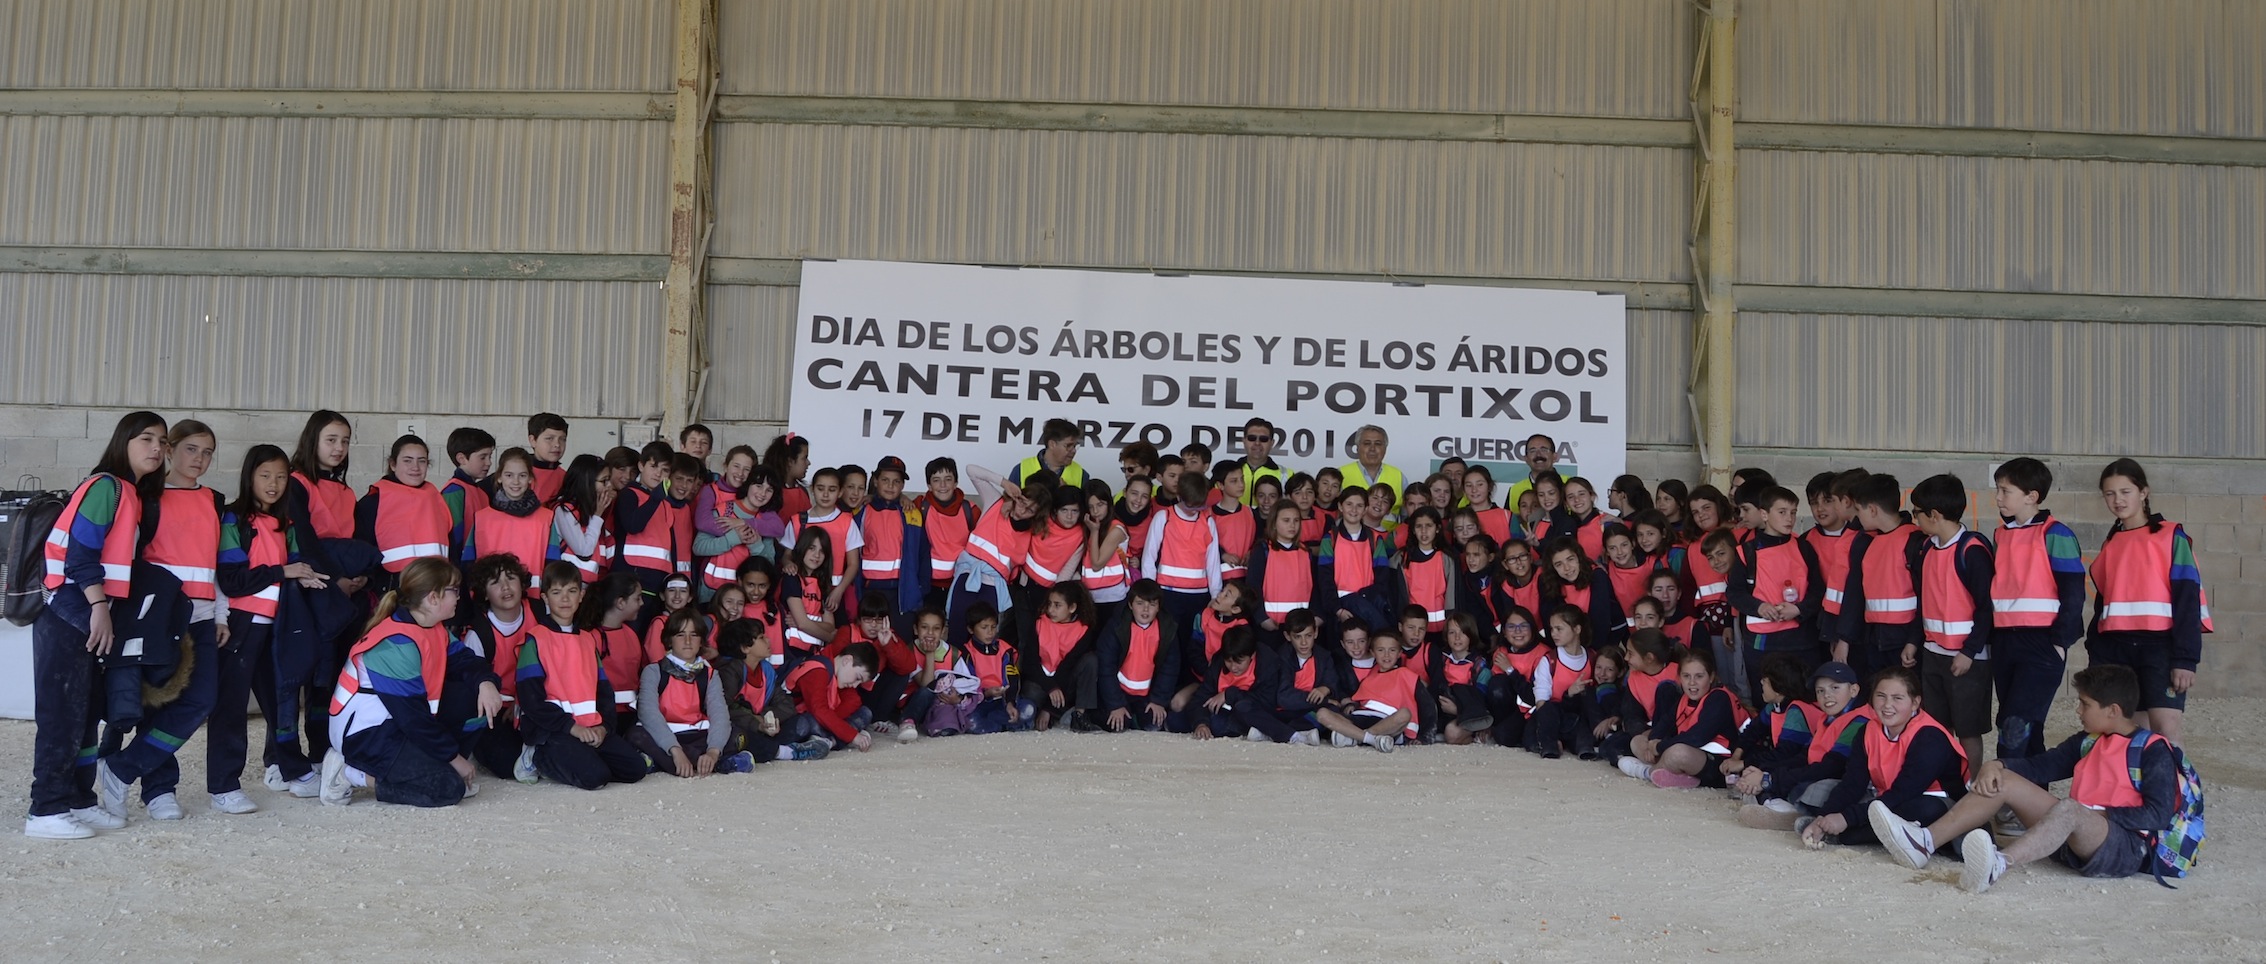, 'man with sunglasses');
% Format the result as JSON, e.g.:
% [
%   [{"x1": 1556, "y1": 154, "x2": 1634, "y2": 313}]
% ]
[
  {"x1": 1504, "y1": 434, "x2": 1562, "y2": 512},
  {"x1": 1233, "y1": 417, "x2": 1288, "y2": 497}
]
